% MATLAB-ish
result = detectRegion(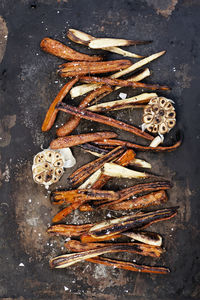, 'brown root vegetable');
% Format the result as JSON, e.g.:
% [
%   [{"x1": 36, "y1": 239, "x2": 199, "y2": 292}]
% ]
[
  {"x1": 56, "y1": 103, "x2": 154, "y2": 141},
  {"x1": 50, "y1": 131, "x2": 117, "y2": 149},
  {"x1": 59, "y1": 60, "x2": 132, "y2": 77},
  {"x1": 40, "y1": 37, "x2": 102, "y2": 61},
  {"x1": 98, "y1": 181, "x2": 171, "y2": 208},
  {"x1": 79, "y1": 203, "x2": 94, "y2": 212},
  {"x1": 80, "y1": 76, "x2": 170, "y2": 91},
  {"x1": 52, "y1": 201, "x2": 85, "y2": 223},
  {"x1": 41, "y1": 77, "x2": 79, "y2": 132},
  {"x1": 88, "y1": 207, "x2": 178, "y2": 239},
  {"x1": 81, "y1": 230, "x2": 162, "y2": 246},
  {"x1": 64, "y1": 240, "x2": 163, "y2": 258},
  {"x1": 68, "y1": 146, "x2": 124, "y2": 186},
  {"x1": 47, "y1": 224, "x2": 93, "y2": 237},
  {"x1": 56, "y1": 85, "x2": 113, "y2": 137},
  {"x1": 108, "y1": 190, "x2": 168, "y2": 210},
  {"x1": 51, "y1": 189, "x2": 119, "y2": 205},
  {"x1": 88, "y1": 256, "x2": 170, "y2": 274},
  {"x1": 93, "y1": 138, "x2": 182, "y2": 152},
  {"x1": 50, "y1": 242, "x2": 163, "y2": 268}
]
